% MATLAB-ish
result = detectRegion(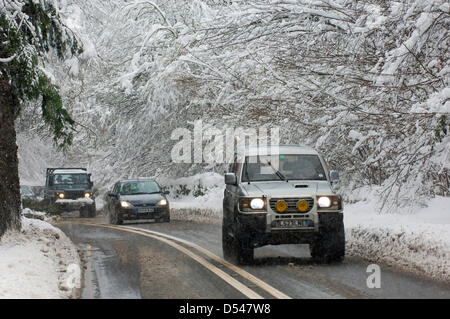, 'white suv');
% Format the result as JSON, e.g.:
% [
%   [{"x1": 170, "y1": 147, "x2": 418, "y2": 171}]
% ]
[{"x1": 222, "y1": 145, "x2": 345, "y2": 264}]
